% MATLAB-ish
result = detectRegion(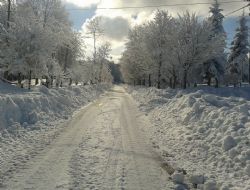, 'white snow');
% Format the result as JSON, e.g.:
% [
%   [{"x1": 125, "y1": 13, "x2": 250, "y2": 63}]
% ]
[
  {"x1": 127, "y1": 85, "x2": 250, "y2": 189},
  {"x1": 0, "y1": 82, "x2": 111, "y2": 186},
  {"x1": 0, "y1": 81, "x2": 110, "y2": 130},
  {"x1": 0, "y1": 86, "x2": 173, "y2": 189}
]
